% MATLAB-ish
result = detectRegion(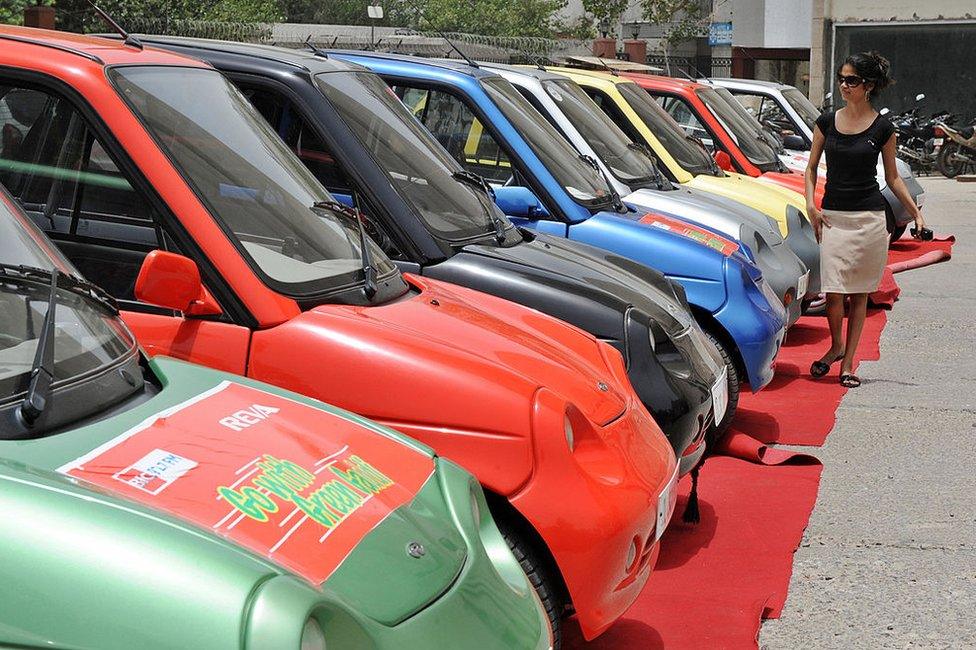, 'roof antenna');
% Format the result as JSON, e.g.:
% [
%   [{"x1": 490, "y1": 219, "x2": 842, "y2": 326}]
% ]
[
  {"x1": 304, "y1": 34, "x2": 328, "y2": 58},
  {"x1": 442, "y1": 35, "x2": 479, "y2": 68},
  {"x1": 87, "y1": 1, "x2": 142, "y2": 50}
]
